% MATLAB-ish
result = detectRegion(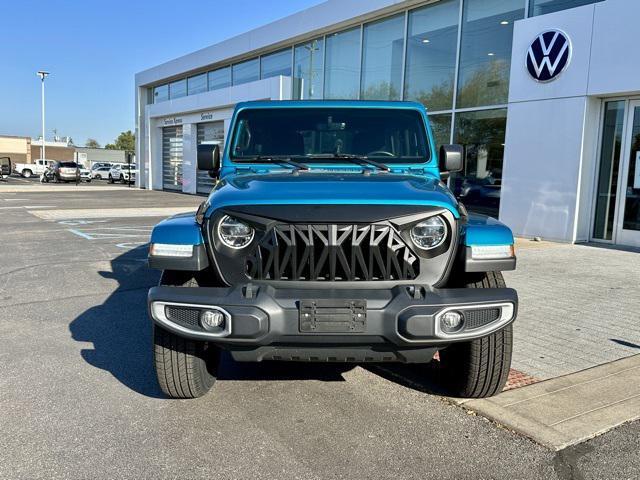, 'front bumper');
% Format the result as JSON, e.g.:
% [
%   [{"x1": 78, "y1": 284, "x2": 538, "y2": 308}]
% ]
[{"x1": 148, "y1": 284, "x2": 517, "y2": 362}]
